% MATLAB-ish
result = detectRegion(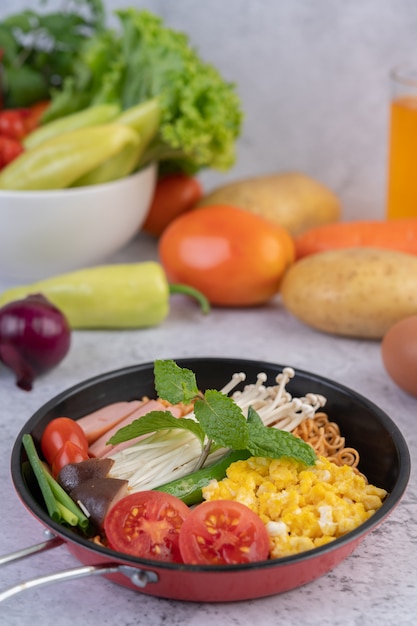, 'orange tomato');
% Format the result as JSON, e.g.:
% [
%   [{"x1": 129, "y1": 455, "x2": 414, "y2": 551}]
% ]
[
  {"x1": 142, "y1": 174, "x2": 203, "y2": 237},
  {"x1": 158, "y1": 204, "x2": 295, "y2": 306}
]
